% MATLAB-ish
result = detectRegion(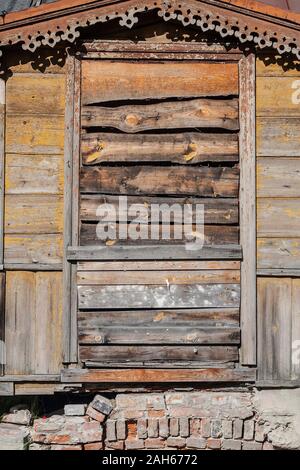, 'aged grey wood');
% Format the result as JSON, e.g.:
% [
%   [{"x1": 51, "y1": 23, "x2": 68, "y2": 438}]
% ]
[
  {"x1": 68, "y1": 245, "x2": 243, "y2": 261},
  {"x1": 78, "y1": 284, "x2": 240, "y2": 310},
  {"x1": 79, "y1": 326, "x2": 240, "y2": 345},
  {"x1": 0, "y1": 79, "x2": 5, "y2": 265},
  {"x1": 257, "y1": 278, "x2": 292, "y2": 382},
  {"x1": 292, "y1": 280, "x2": 300, "y2": 381},
  {"x1": 80, "y1": 223, "x2": 239, "y2": 246},
  {"x1": 80, "y1": 345, "x2": 239, "y2": 363},
  {"x1": 257, "y1": 118, "x2": 300, "y2": 157},
  {"x1": 4, "y1": 263, "x2": 63, "y2": 271},
  {"x1": 63, "y1": 55, "x2": 75, "y2": 364},
  {"x1": 0, "y1": 382, "x2": 14, "y2": 396},
  {"x1": 80, "y1": 165, "x2": 239, "y2": 197},
  {"x1": 78, "y1": 309, "x2": 240, "y2": 327},
  {"x1": 0, "y1": 273, "x2": 5, "y2": 376},
  {"x1": 81, "y1": 133, "x2": 239, "y2": 165},
  {"x1": 257, "y1": 158, "x2": 300, "y2": 198},
  {"x1": 77, "y1": 270, "x2": 240, "y2": 286},
  {"x1": 80, "y1": 195, "x2": 239, "y2": 225},
  {"x1": 81, "y1": 99, "x2": 239, "y2": 132},
  {"x1": 0, "y1": 375, "x2": 60, "y2": 382},
  {"x1": 257, "y1": 238, "x2": 300, "y2": 270},
  {"x1": 239, "y1": 54, "x2": 256, "y2": 366},
  {"x1": 77, "y1": 260, "x2": 241, "y2": 272},
  {"x1": 61, "y1": 367, "x2": 256, "y2": 383},
  {"x1": 257, "y1": 269, "x2": 300, "y2": 277},
  {"x1": 258, "y1": 199, "x2": 300, "y2": 237}
]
